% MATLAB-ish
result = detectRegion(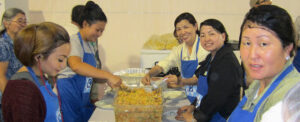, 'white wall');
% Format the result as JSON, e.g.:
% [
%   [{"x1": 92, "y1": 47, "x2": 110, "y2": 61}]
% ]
[{"x1": 5, "y1": 0, "x2": 300, "y2": 72}]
